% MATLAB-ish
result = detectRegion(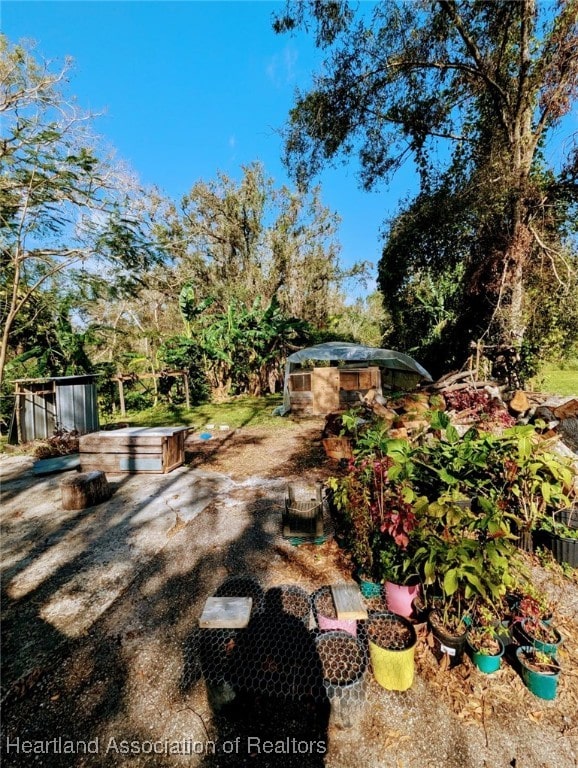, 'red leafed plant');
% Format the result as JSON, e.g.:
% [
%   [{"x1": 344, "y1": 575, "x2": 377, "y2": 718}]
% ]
[{"x1": 444, "y1": 388, "x2": 515, "y2": 426}]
